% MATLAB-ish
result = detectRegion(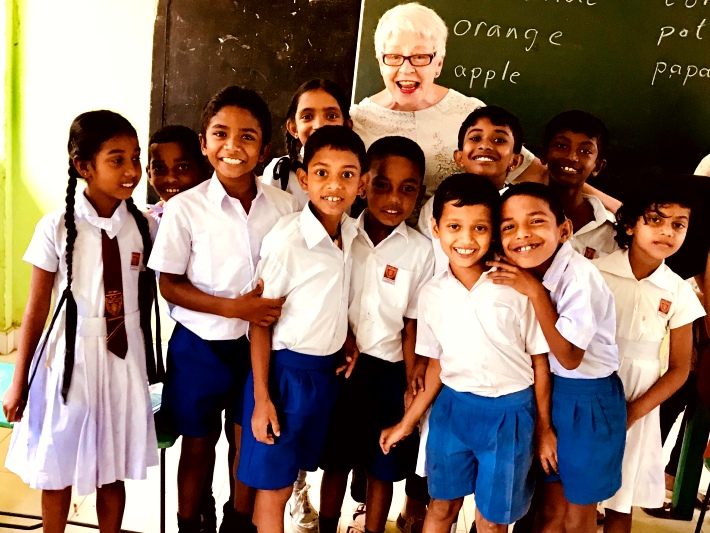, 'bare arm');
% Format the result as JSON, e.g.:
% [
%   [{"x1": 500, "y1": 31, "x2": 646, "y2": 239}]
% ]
[
  {"x1": 159, "y1": 273, "x2": 285, "y2": 326},
  {"x1": 626, "y1": 324, "x2": 692, "y2": 429},
  {"x1": 2, "y1": 266, "x2": 55, "y2": 422},
  {"x1": 513, "y1": 157, "x2": 548, "y2": 184},
  {"x1": 532, "y1": 353, "x2": 557, "y2": 474},
  {"x1": 249, "y1": 324, "x2": 280, "y2": 444},
  {"x1": 380, "y1": 357, "x2": 443, "y2": 454},
  {"x1": 582, "y1": 183, "x2": 622, "y2": 214}
]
